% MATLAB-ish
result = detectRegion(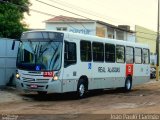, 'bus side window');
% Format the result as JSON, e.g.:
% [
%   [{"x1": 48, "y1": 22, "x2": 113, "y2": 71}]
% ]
[
  {"x1": 105, "y1": 43, "x2": 115, "y2": 62},
  {"x1": 135, "y1": 48, "x2": 142, "y2": 64},
  {"x1": 143, "y1": 48, "x2": 150, "y2": 64},
  {"x1": 80, "y1": 40, "x2": 92, "y2": 62},
  {"x1": 126, "y1": 46, "x2": 134, "y2": 64},
  {"x1": 64, "y1": 41, "x2": 77, "y2": 67},
  {"x1": 92, "y1": 42, "x2": 104, "y2": 62},
  {"x1": 116, "y1": 45, "x2": 125, "y2": 63}
]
